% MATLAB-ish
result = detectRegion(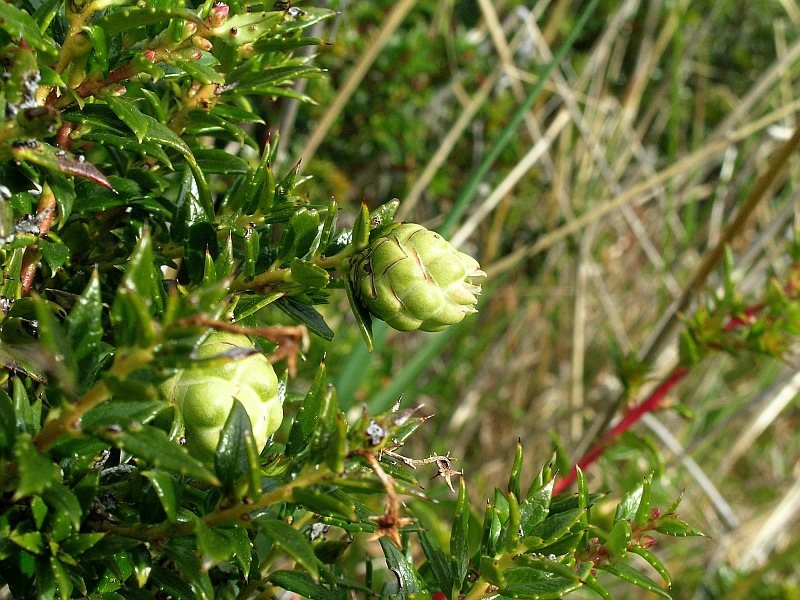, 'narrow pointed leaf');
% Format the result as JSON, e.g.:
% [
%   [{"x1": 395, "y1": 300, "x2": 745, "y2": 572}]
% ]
[
  {"x1": 106, "y1": 96, "x2": 149, "y2": 143},
  {"x1": 96, "y1": 425, "x2": 218, "y2": 484},
  {"x1": 259, "y1": 520, "x2": 319, "y2": 581},
  {"x1": 142, "y1": 470, "x2": 179, "y2": 523},
  {"x1": 276, "y1": 297, "x2": 333, "y2": 341},
  {"x1": 598, "y1": 562, "x2": 672, "y2": 599},
  {"x1": 380, "y1": 537, "x2": 425, "y2": 595},
  {"x1": 11, "y1": 142, "x2": 112, "y2": 190},
  {"x1": 450, "y1": 478, "x2": 469, "y2": 590}
]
